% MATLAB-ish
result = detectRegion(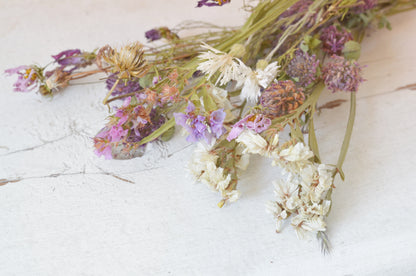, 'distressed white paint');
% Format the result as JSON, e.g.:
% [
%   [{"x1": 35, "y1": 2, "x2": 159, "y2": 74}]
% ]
[{"x1": 1, "y1": 1, "x2": 416, "y2": 275}]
